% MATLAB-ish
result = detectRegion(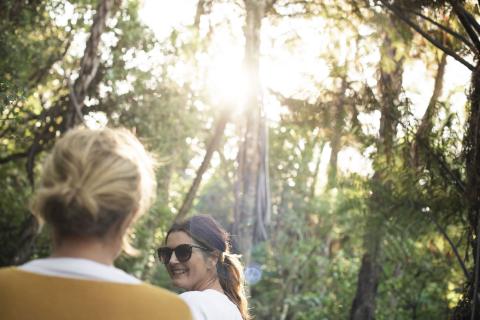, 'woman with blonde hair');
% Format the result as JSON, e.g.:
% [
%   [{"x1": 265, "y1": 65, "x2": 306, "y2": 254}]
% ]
[
  {"x1": 0, "y1": 127, "x2": 191, "y2": 320},
  {"x1": 157, "y1": 214, "x2": 250, "y2": 320}
]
